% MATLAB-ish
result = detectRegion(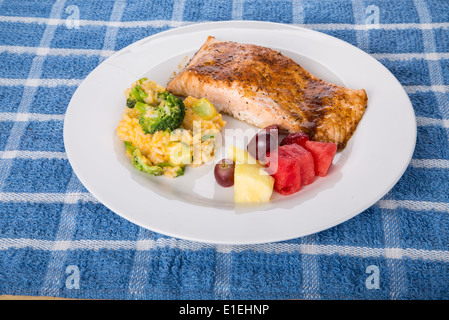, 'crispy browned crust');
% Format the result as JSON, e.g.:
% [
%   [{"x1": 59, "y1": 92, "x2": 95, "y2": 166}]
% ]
[{"x1": 167, "y1": 36, "x2": 368, "y2": 150}]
